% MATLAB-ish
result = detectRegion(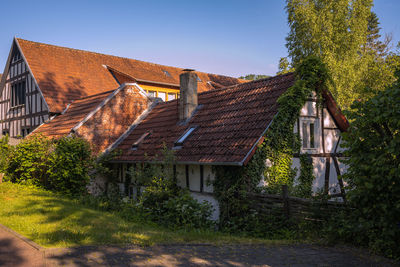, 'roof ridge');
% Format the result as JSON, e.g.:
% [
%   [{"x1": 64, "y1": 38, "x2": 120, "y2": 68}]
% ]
[
  {"x1": 75, "y1": 89, "x2": 116, "y2": 101},
  {"x1": 198, "y1": 72, "x2": 295, "y2": 97},
  {"x1": 15, "y1": 38, "x2": 241, "y2": 80}
]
